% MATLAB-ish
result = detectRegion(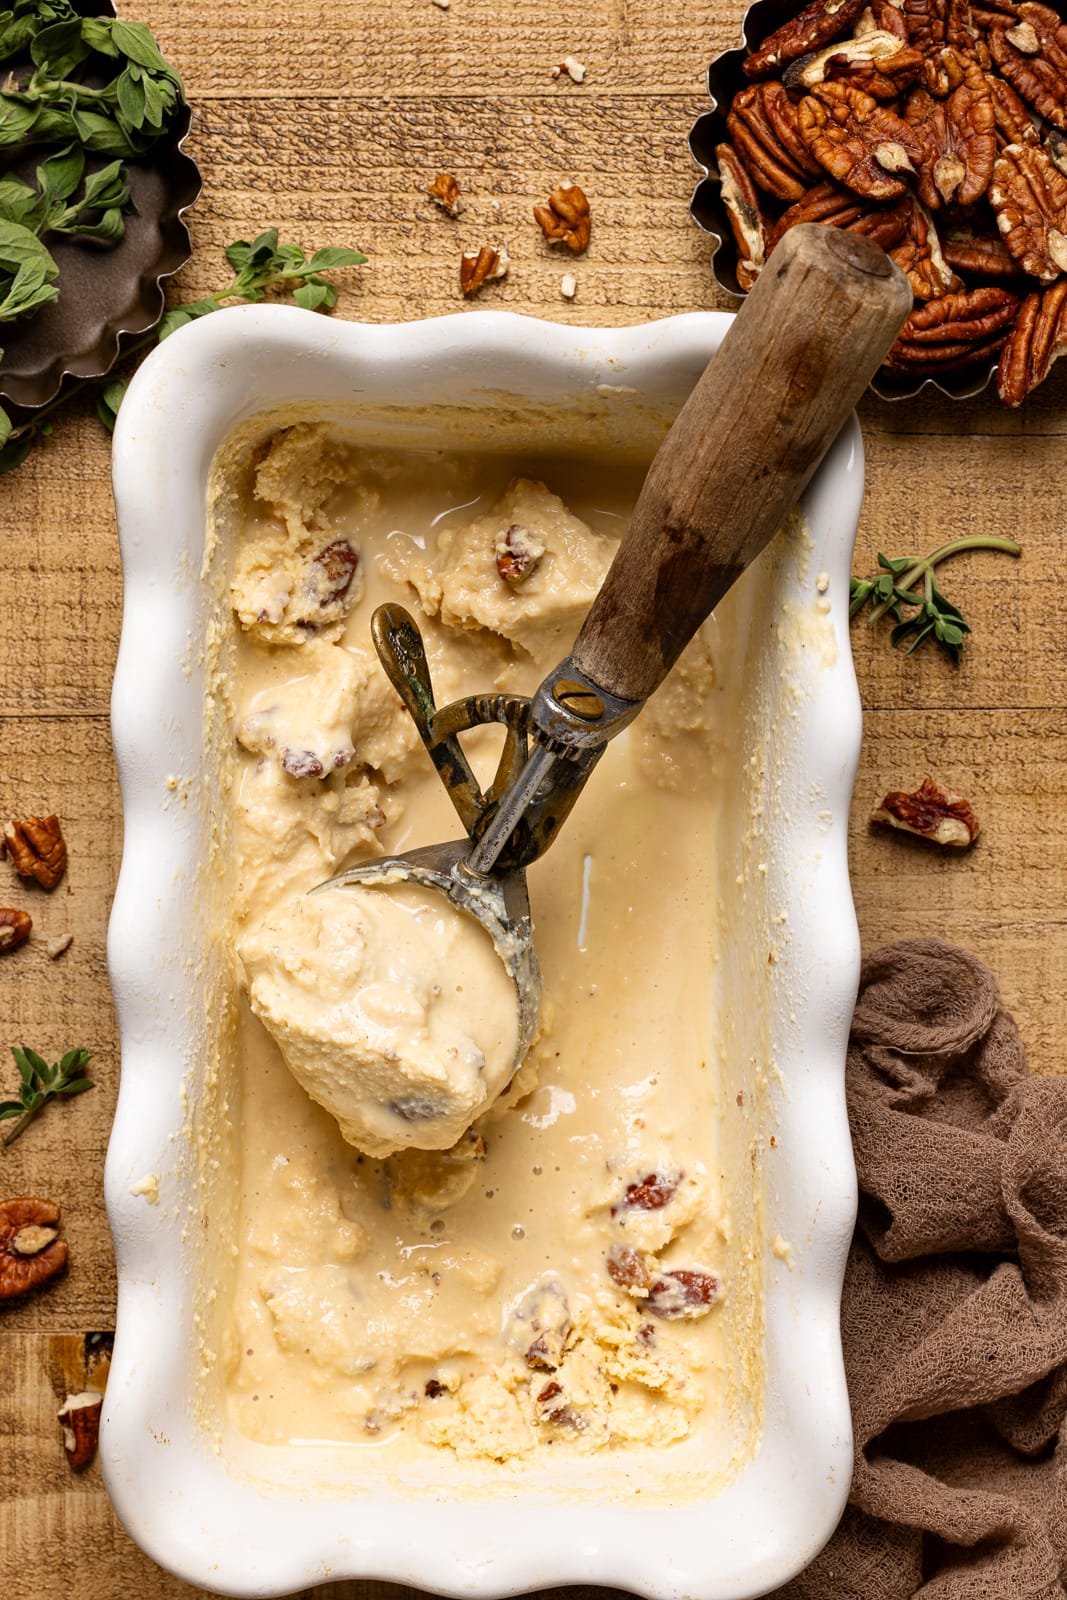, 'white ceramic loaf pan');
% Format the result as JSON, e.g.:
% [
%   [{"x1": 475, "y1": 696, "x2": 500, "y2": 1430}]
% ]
[{"x1": 105, "y1": 306, "x2": 861, "y2": 1598}]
